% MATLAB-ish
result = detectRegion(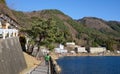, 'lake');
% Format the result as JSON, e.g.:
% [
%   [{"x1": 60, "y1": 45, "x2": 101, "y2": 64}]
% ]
[{"x1": 57, "y1": 56, "x2": 120, "y2": 74}]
